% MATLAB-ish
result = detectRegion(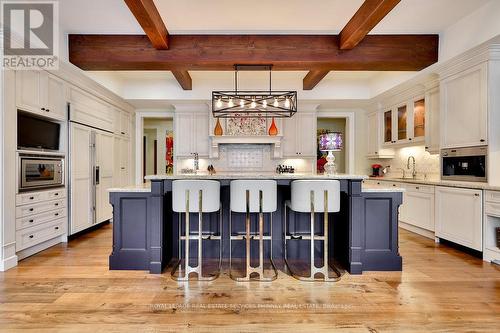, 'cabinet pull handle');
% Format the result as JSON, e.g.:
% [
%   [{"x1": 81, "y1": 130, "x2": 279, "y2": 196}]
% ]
[
  {"x1": 393, "y1": 184, "x2": 396, "y2": 187},
  {"x1": 54, "y1": 193, "x2": 59, "y2": 196},
  {"x1": 375, "y1": 151, "x2": 378, "y2": 154},
  {"x1": 416, "y1": 186, "x2": 420, "y2": 190},
  {"x1": 55, "y1": 226, "x2": 59, "y2": 230},
  {"x1": 29, "y1": 196, "x2": 34, "y2": 200},
  {"x1": 474, "y1": 193, "x2": 480, "y2": 197},
  {"x1": 29, "y1": 208, "x2": 34, "y2": 212},
  {"x1": 29, "y1": 235, "x2": 34, "y2": 239},
  {"x1": 29, "y1": 219, "x2": 34, "y2": 223},
  {"x1": 409, "y1": 138, "x2": 412, "y2": 141},
  {"x1": 55, "y1": 203, "x2": 59, "y2": 206},
  {"x1": 55, "y1": 213, "x2": 59, "y2": 216},
  {"x1": 41, "y1": 107, "x2": 45, "y2": 111},
  {"x1": 121, "y1": 131, "x2": 125, "y2": 135},
  {"x1": 46, "y1": 109, "x2": 50, "y2": 112},
  {"x1": 425, "y1": 146, "x2": 429, "y2": 149},
  {"x1": 480, "y1": 139, "x2": 485, "y2": 142}
]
